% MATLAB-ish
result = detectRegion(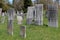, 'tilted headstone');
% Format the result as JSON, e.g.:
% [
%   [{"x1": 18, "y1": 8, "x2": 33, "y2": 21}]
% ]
[
  {"x1": 47, "y1": 4, "x2": 58, "y2": 28},
  {"x1": 20, "y1": 26, "x2": 26, "y2": 38},
  {"x1": 35, "y1": 4, "x2": 43, "y2": 25},
  {"x1": 0, "y1": 8, "x2": 2, "y2": 16},
  {"x1": 27, "y1": 7, "x2": 35, "y2": 24},
  {"x1": 7, "y1": 8, "x2": 14, "y2": 35}
]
